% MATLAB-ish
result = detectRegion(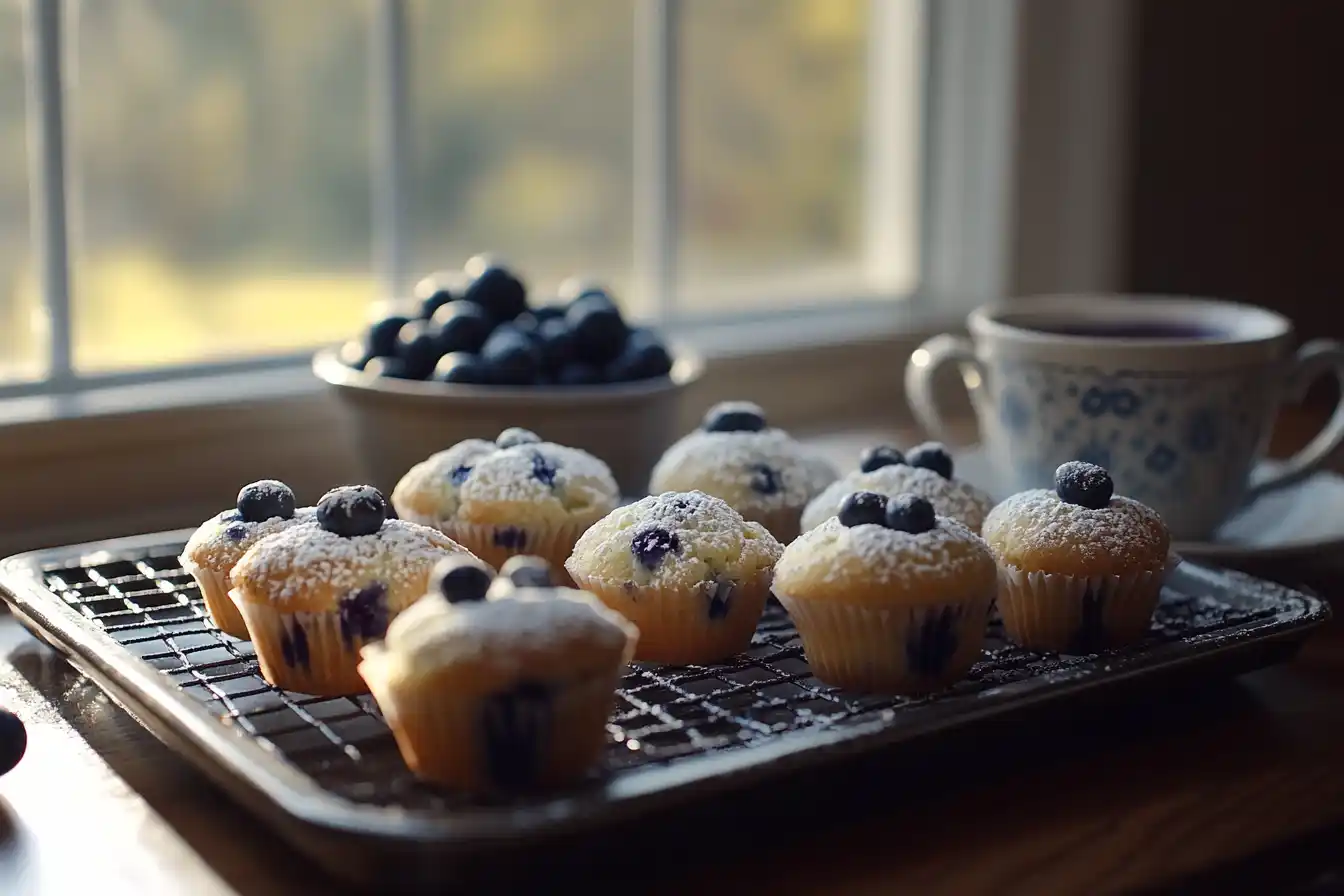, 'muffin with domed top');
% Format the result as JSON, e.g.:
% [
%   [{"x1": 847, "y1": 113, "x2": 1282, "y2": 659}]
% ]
[
  {"x1": 230, "y1": 484, "x2": 477, "y2": 695},
  {"x1": 565, "y1": 490, "x2": 783, "y2": 663},
  {"x1": 800, "y1": 441, "x2": 994, "y2": 534},
  {"x1": 391, "y1": 427, "x2": 620, "y2": 578},
  {"x1": 981, "y1": 461, "x2": 1175, "y2": 654},
  {"x1": 181, "y1": 480, "x2": 314, "y2": 638},
  {"x1": 358, "y1": 553, "x2": 638, "y2": 792},
  {"x1": 648, "y1": 402, "x2": 838, "y2": 543},
  {"x1": 775, "y1": 491, "x2": 997, "y2": 694}
]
